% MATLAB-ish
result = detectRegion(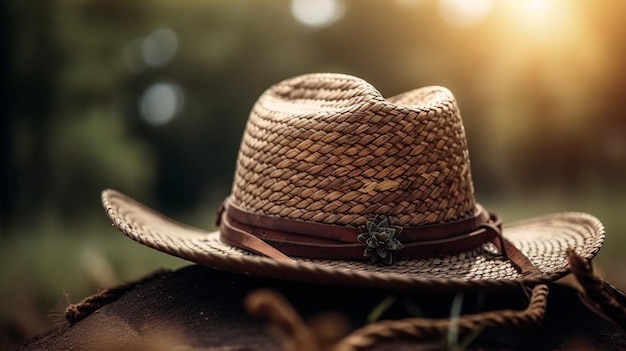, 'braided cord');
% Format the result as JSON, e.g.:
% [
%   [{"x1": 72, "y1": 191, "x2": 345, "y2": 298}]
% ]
[
  {"x1": 334, "y1": 284, "x2": 548, "y2": 351},
  {"x1": 568, "y1": 249, "x2": 626, "y2": 328},
  {"x1": 246, "y1": 284, "x2": 548, "y2": 351},
  {"x1": 245, "y1": 289, "x2": 322, "y2": 351},
  {"x1": 64, "y1": 269, "x2": 171, "y2": 325}
]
